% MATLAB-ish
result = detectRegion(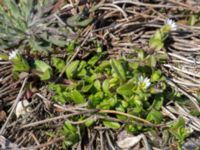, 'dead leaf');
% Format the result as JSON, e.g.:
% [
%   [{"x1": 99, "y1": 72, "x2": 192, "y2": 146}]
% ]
[
  {"x1": 0, "y1": 110, "x2": 6, "y2": 122},
  {"x1": 117, "y1": 134, "x2": 143, "y2": 149}
]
